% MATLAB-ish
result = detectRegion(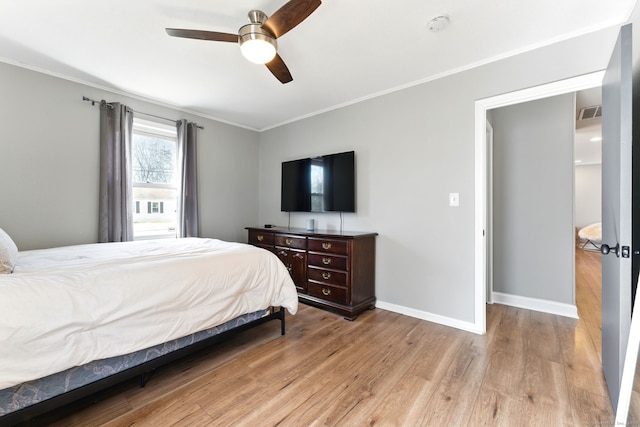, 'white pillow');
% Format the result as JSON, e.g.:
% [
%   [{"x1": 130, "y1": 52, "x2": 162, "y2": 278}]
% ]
[{"x1": 0, "y1": 228, "x2": 18, "y2": 273}]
